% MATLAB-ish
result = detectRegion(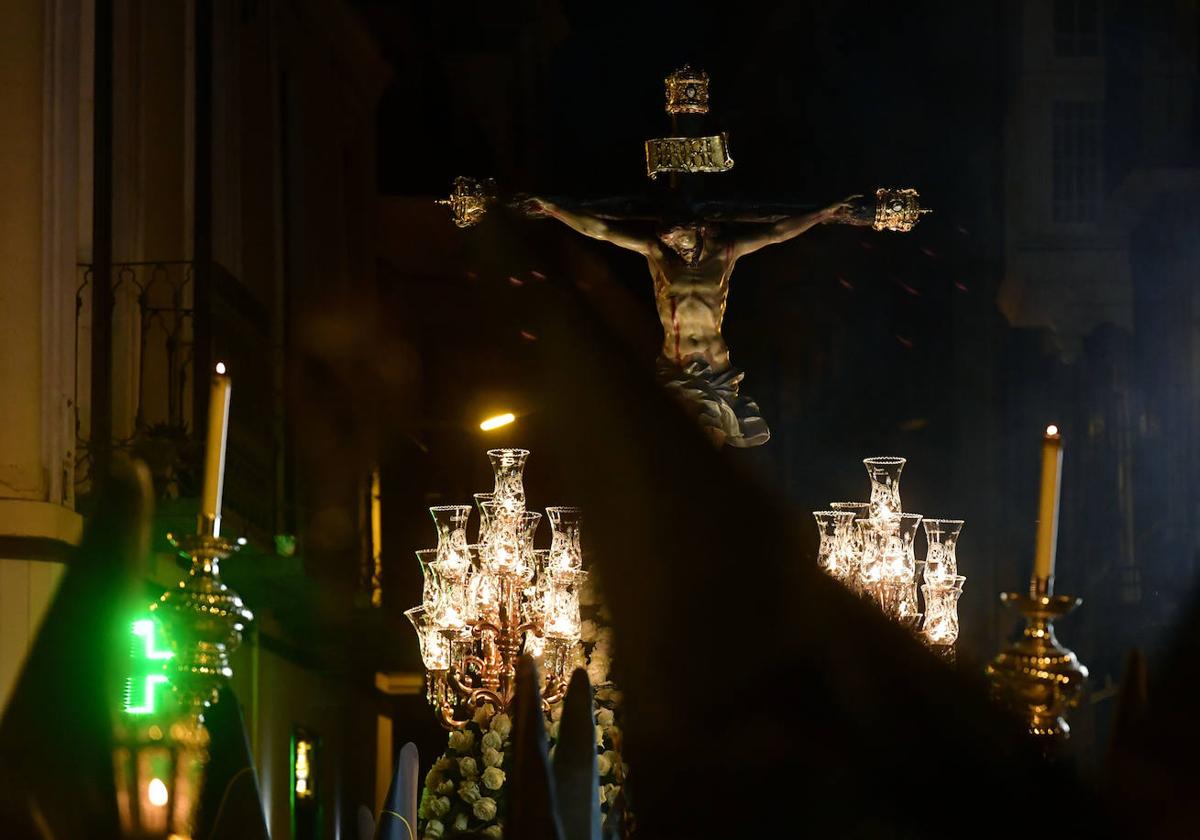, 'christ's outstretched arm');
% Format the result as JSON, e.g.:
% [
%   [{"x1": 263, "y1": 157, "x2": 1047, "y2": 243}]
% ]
[
  {"x1": 731, "y1": 195, "x2": 872, "y2": 258},
  {"x1": 521, "y1": 197, "x2": 653, "y2": 256}
]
